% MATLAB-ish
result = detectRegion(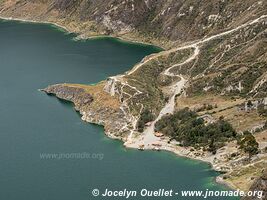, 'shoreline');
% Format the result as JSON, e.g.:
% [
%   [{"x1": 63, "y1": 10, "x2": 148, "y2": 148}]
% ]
[
  {"x1": 113, "y1": 126, "x2": 237, "y2": 191},
  {"x1": 80, "y1": 109, "x2": 238, "y2": 191},
  {"x1": 1, "y1": 15, "x2": 240, "y2": 192},
  {"x1": 81, "y1": 114, "x2": 236, "y2": 191},
  {"x1": 0, "y1": 16, "x2": 71, "y2": 33},
  {"x1": 0, "y1": 16, "x2": 165, "y2": 51}
]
